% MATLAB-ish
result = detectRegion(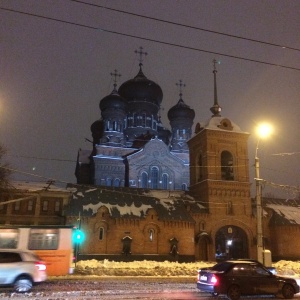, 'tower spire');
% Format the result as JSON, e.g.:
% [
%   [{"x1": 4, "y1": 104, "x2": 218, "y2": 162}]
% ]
[{"x1": 210, "y1": 59, "x2": 222, "y2": 117}]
